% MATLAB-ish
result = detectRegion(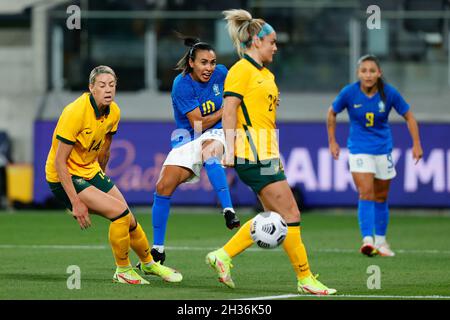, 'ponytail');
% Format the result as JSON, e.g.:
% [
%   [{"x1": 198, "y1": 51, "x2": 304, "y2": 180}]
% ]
[
  {"x1": 222, "y1": 9, "x2": 270, "y2": 58},
  {"x1": 376, "y1": 78, "x2": 386, "y2": 103}
]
